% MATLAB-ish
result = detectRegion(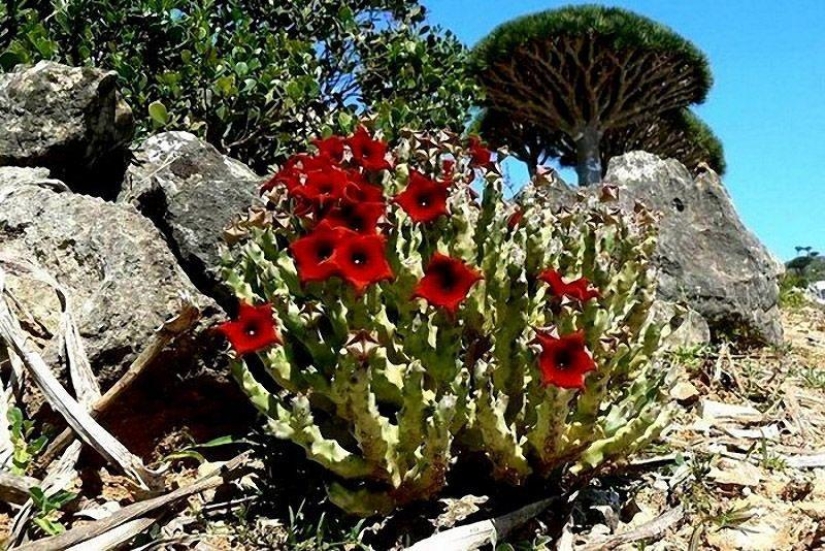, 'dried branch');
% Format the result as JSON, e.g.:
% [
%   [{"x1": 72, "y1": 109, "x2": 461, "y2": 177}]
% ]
[
  {"x1": 0, "y1": 471, "x2": 42, "y2": 505},
  {"x1": 14, "y1": 452, "x2": 251, "y2": 551},
  {"x1": 407, "y1": 495, "x2": 563, "y2": 551},
  {"x1": 36, "y1": 299, "x2": 201, "y2": 470},
  {"x1": 0, "y1": 272, "x2": 161, "y2": 490},
  {"x1": 578, "y1": 506, "x2": 684, "y2": 551}
]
